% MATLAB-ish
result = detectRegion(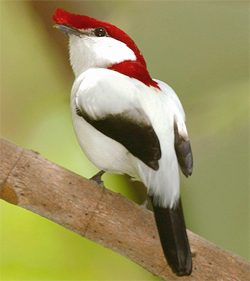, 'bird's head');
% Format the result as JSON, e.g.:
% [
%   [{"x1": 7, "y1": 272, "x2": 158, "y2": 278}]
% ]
[{"x1": 52, "y1": 8, "x2": 147, "y2": 77}]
